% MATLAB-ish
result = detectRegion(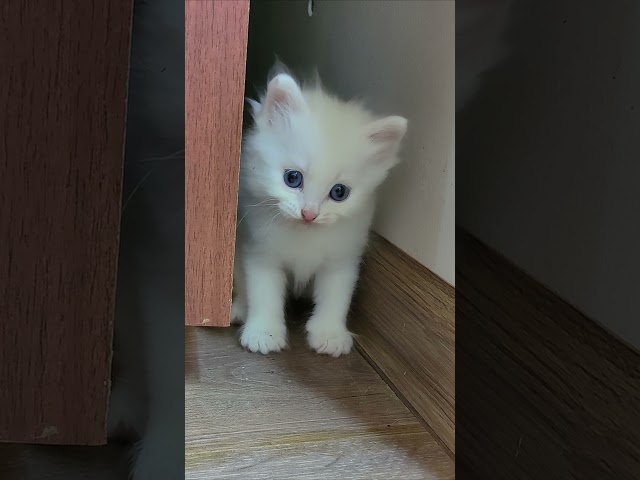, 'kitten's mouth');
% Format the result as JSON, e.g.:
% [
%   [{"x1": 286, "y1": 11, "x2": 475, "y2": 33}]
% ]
[{"x1": 297, "y1": 216, "x2": 321, "y2": 226}]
